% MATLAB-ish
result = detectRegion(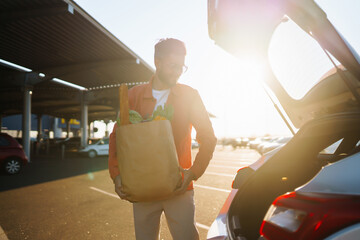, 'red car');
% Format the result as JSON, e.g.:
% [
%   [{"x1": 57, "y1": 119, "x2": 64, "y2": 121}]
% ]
[{"x1": 0, "y1": 133, "x2": 28, "y2": 174}]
